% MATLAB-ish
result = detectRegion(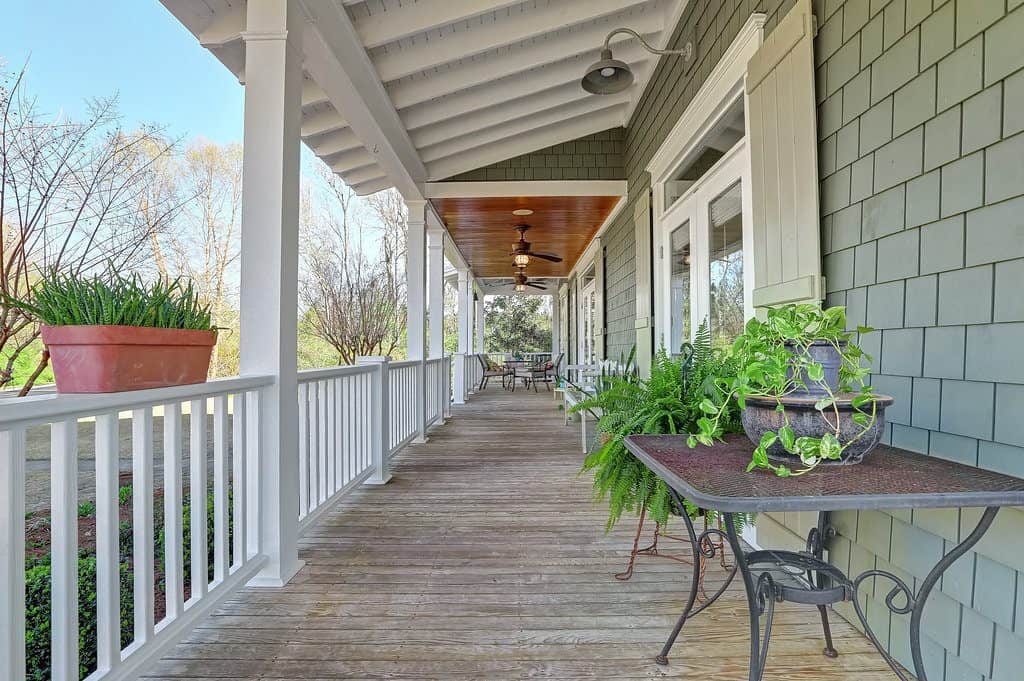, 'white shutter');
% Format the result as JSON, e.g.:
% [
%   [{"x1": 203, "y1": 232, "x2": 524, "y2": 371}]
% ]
[
  {"x1": 633, "y1": 191, "x2": 653, "y2": 376},
  {"x1": 746, "y1": 0, "x2": 823, "y2": 308},
  {"x1": 593, "y1": 238, "x2": 605, "y2": 361}
]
